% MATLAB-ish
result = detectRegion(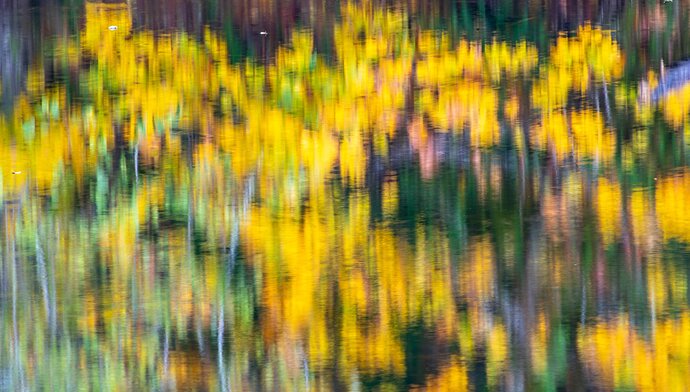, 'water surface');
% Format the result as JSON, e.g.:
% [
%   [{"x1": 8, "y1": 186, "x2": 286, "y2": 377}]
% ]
[{"x1": 2, "y1": 0, "x2": 690, "y2": 390}]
